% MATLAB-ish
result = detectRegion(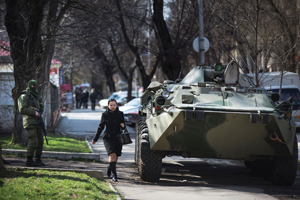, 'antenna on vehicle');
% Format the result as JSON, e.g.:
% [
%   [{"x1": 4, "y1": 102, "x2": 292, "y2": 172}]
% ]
[
  {"x1": 176, "y1": 65, "x2": 184, "y2": 83},
  {"x1": 198, "y1": 0, "x2": 204, "y2": 65}
]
